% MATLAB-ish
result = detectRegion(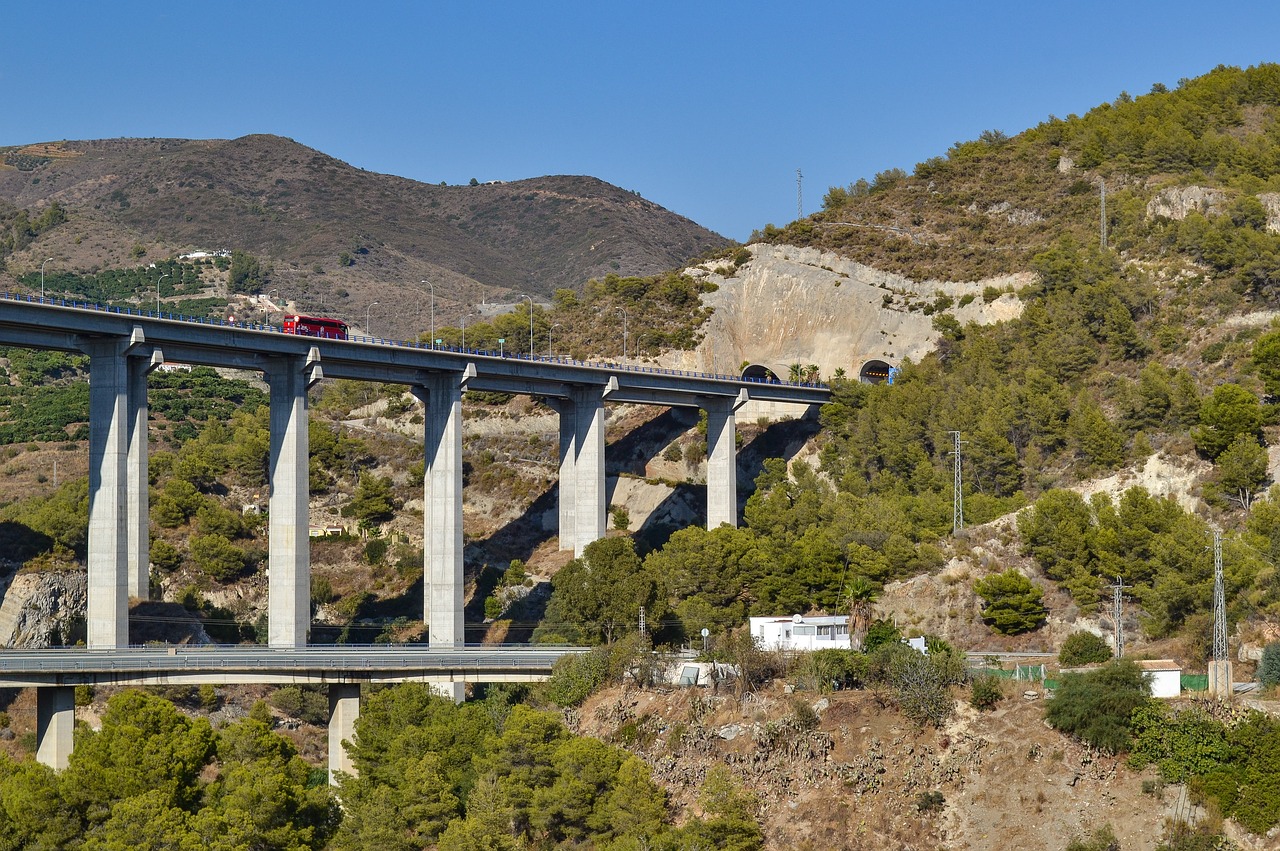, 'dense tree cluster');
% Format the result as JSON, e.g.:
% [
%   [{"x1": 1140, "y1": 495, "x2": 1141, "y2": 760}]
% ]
[
  {"x1": 0, "y1": 691, "x2": 336, "y2": 849},
  {"x1": 1130, "y1": 703, "x2": 1280, "y2": 834},
  {"x1": 333, "y1": 683, "x2": 762, "y2": 850}
]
